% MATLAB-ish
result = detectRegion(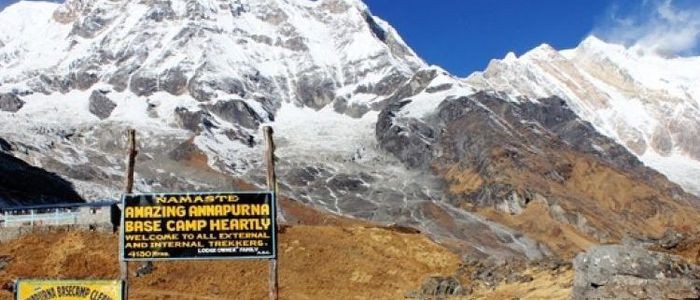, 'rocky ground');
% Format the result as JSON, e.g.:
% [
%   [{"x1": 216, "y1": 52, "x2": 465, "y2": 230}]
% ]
[{"x1": 573, "y1": 244, "x2": 700, "y2": 299}]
